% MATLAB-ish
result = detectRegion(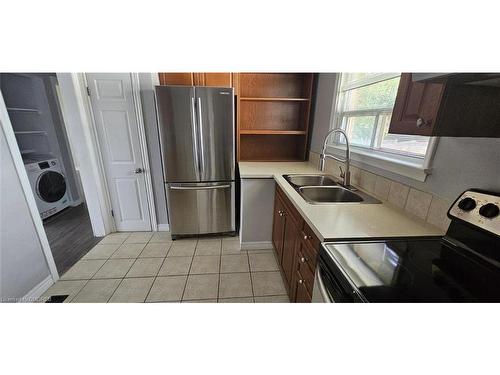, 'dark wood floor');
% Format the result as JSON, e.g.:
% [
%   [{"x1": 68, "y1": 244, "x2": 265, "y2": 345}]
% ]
[{"x1": 43, "y1": 203, "x2": 102, "y2": 275}]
